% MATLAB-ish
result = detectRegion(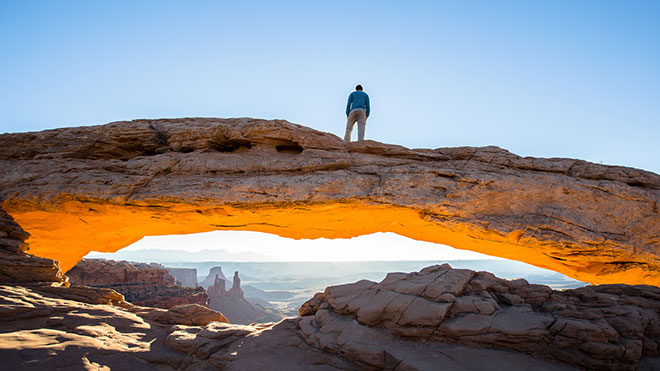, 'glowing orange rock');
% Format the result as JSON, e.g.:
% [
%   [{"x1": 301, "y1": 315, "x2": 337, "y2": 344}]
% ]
[{"x1": 1, "y1": 118, "x2": 659, "y2": 286}]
